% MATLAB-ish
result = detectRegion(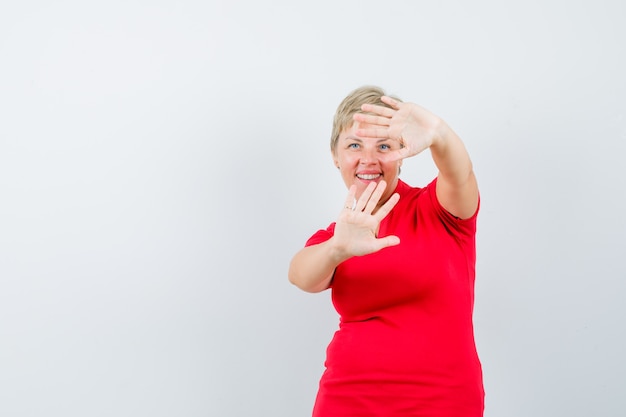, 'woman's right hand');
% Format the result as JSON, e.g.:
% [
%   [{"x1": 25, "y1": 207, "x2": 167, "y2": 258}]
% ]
[
  {"x1": 331, "y1": 181, "x2": 401, "y2": 261},
  {"x1": 288, "y1": 180, "x2": 400, "y2": 293}
]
